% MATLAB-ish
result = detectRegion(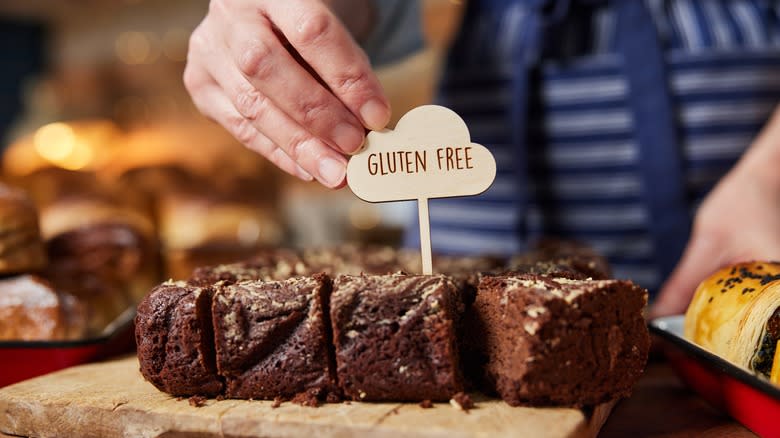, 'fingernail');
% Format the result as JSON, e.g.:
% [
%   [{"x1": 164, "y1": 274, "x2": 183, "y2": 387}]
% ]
[
  {"x1": 318, "y1": 157, "x2": 346, "y2": 187},
  {"x1": 359, "y1": 99, "x2": 391, "y2": 131},
  {"x1": 296, "y1": 164, "x2": 314, "y2": 182},
  {"x1": 332, "y1": 122, "x2": 365, "y2": 154}
]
